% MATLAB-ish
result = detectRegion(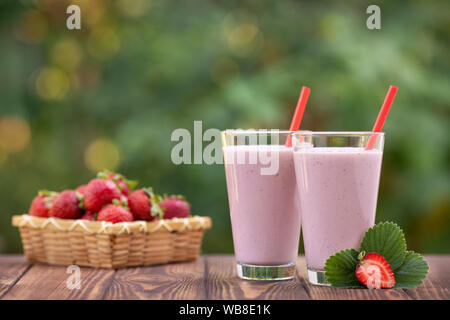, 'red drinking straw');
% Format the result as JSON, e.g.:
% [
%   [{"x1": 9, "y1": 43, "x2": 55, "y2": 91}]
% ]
[
  {"x1": 286, "y1": 86, "x2": 311, "y2": 147},
  {"x1": 365, "y1": 85, "x2": 398, "y2": 150}
]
